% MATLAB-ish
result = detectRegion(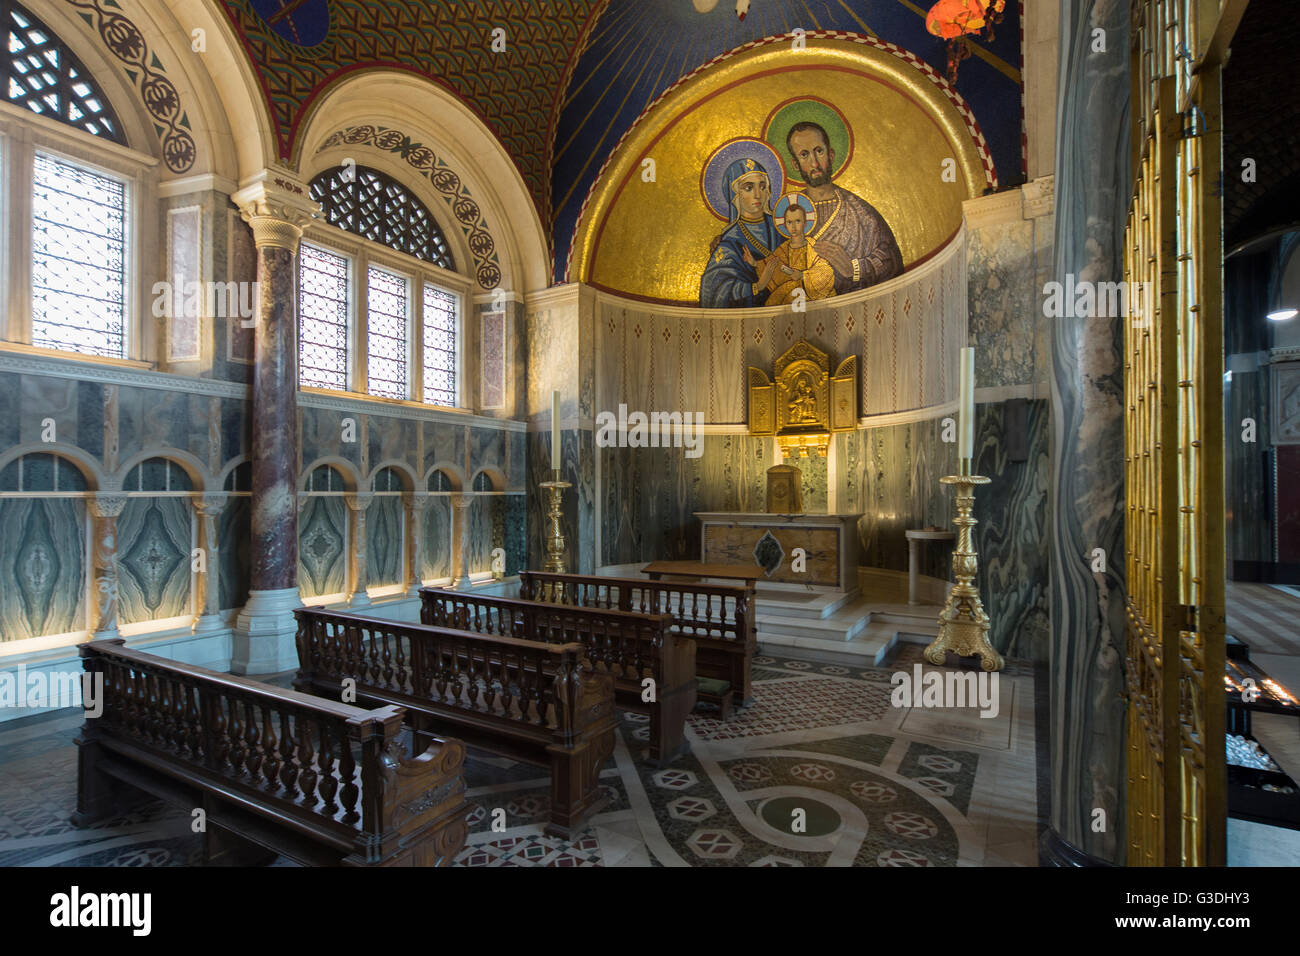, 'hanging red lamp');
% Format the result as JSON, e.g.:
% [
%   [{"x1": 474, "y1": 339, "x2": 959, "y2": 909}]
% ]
[{"x1": 926, "y1": 0, "x2": 1006, "y2": 83}]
